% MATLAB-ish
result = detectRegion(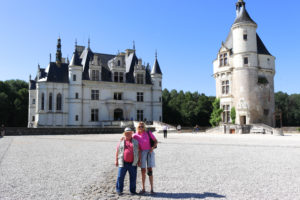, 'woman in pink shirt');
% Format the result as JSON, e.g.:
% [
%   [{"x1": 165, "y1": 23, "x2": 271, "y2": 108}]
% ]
[{"x1": 133, "y1": 122, "x2": 157, "y2": 194}]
